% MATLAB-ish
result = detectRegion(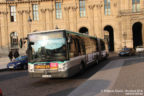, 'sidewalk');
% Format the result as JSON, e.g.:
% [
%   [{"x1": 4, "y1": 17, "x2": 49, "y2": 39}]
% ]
[
  {"x1": 68, "y1": 57, "x2": 144, "y2": 96},
  {"x1": 0, "y1": 56, "x2": 9, "y2": 70}
]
